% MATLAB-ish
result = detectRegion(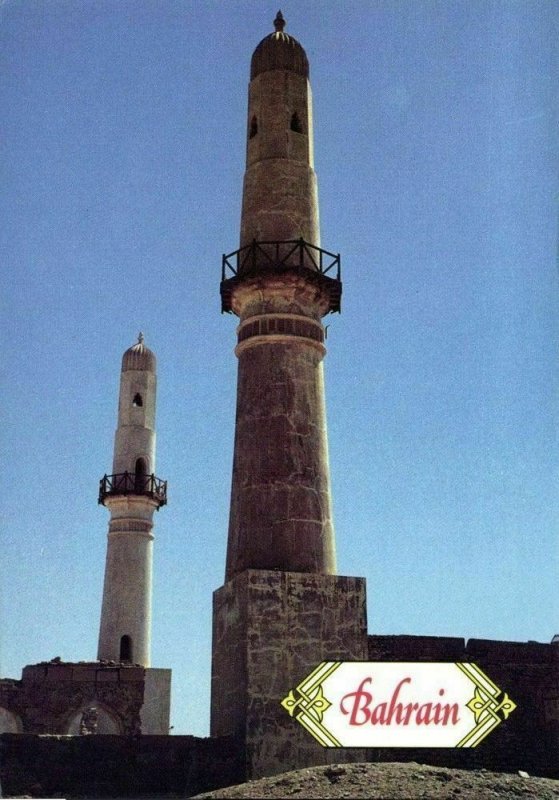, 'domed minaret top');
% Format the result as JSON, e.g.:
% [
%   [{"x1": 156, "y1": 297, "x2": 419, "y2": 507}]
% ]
[
  {"x1": 122, "y1": 332, "x2": 156, "y2": 373},
  {"x1": 250, "y1": 11, "x2": 309, "y2": 79},
  {"x1": 220, "y1": 12, "x2": 341, "y2": 316}
]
